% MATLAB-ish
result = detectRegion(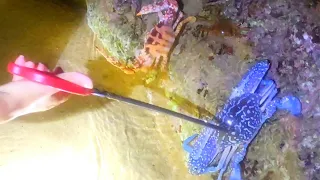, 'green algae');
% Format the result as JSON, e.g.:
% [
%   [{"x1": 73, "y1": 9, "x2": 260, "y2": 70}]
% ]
[{"x1": 86, "y1": 0, "x2": 143, "y2": 64}]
